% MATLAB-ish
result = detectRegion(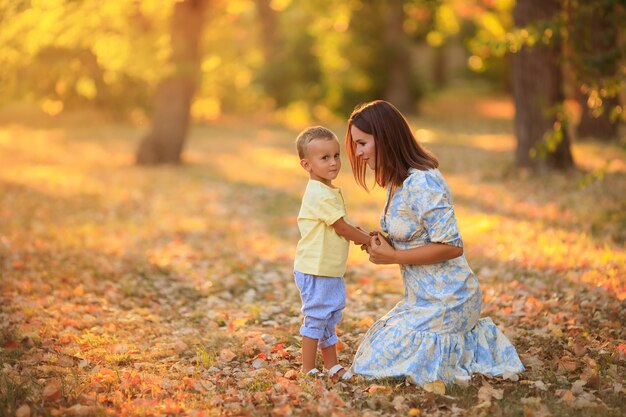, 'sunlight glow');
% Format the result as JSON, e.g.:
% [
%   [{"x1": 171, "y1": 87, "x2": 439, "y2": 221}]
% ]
[
  {"x1": 458, "y1": 133, "x2": 514, "y2": 152},
  {"x1": 270, "y1": 0, "x2": 291, "y2": 12},
  {"x1": 468, "y1": 55, "x2": 485, "y2": 72},
  {"x1": 474, "y1": 99, "x2": 514, "y2": 120},
  {"x1": 212, "y1": 143, "x2": 302, "y2": 190},
  {"x1": 41, "y1": 99, "x2": 64, "y2": 116},
  {"x1": 192, "y1": 97, "x2": 221, "y2": 120},
  {"x1": 415, "y1": 128, "x2": 435, "y2": 143}
]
